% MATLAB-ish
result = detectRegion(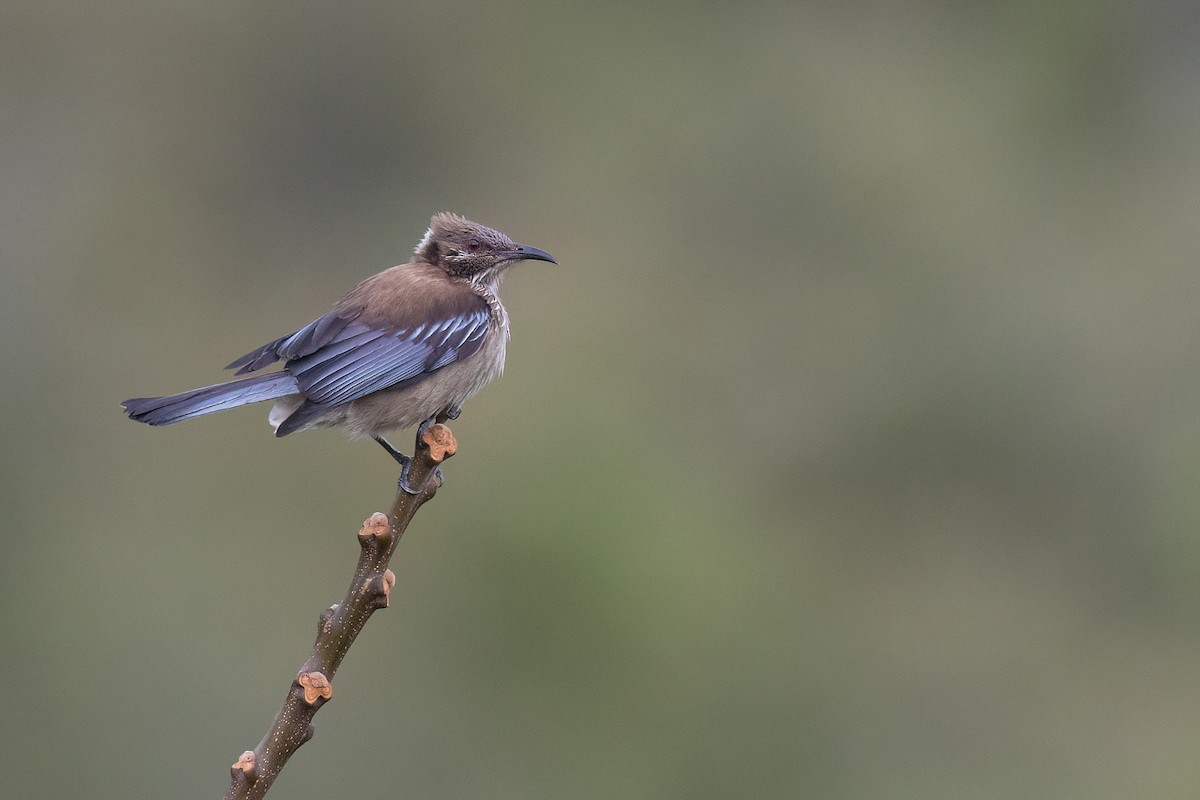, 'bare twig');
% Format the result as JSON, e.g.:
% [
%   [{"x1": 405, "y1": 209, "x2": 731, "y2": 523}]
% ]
[{"x1": 224, "y1": 423, "x2": 459, "y2": 800}]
